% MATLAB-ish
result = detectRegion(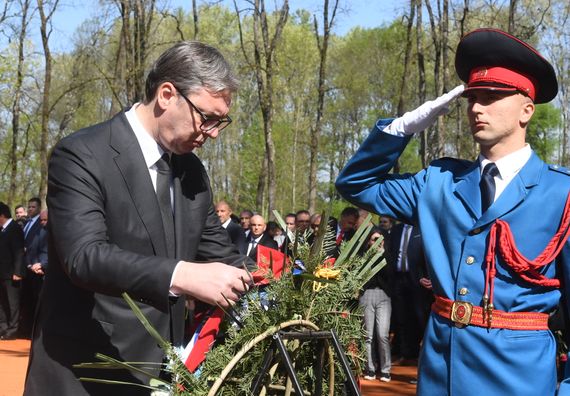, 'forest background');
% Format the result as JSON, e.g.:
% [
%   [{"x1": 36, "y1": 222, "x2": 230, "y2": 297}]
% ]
[{"x1": 1, "y1": 0, "x2": 569, "y2": 220}]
